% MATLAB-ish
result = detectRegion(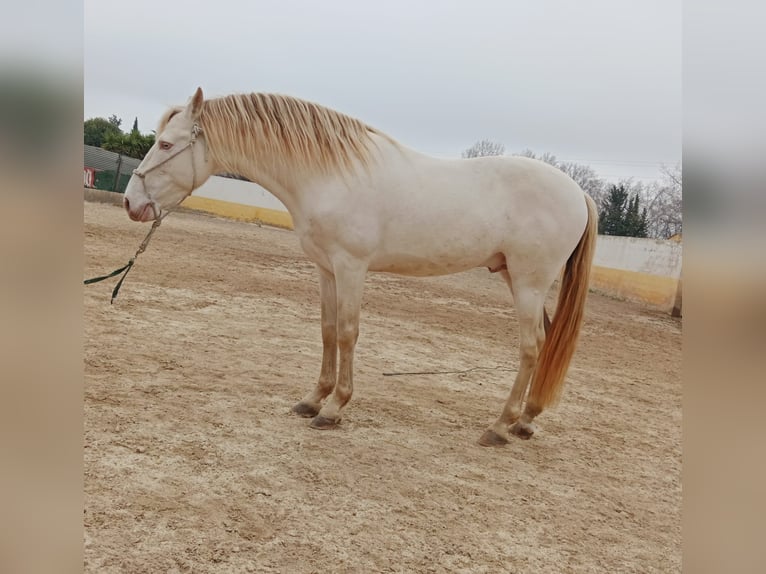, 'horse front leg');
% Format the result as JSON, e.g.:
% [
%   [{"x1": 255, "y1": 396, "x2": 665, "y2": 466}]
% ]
[
  {"x1": 310, "y1": 259, "x2": 367, "y2": 430},
  {"x1": 292, "y1": 268, "x2": 338, "y2": 418}
]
